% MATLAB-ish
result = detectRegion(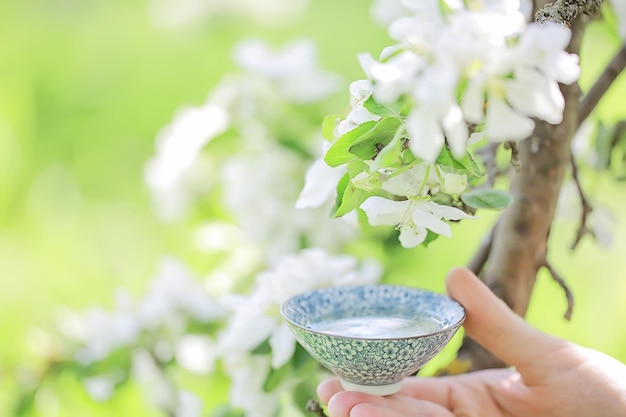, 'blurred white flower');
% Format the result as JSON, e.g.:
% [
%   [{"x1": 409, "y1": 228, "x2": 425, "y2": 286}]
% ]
[
  {"x1": 224, "y1": 354, "x2": 283, "y2": 417},
  {"x1": 83, "y1": 376, "x2": 116, "y2": 402},
  {"x1": 359, "y1": 51, "x2": 425, "y2": 105},
  {"x1": 370, "y1": 0, "x2": 410, "y2": 26},
  {"x1": 132, "y1": 349, "x2": 177, "y2": 411},
  {"x1": 216, "y1": 248, "x2": 382, "y2": 369},
  {"x1": 137, "y1": 257, "x2": 225, "y2": 330},
  {"x1": 148, "y1": 0, "x2": 309, "y2": 29},
  {"x1": 234, "y1": 39, "x2": 342, "y2": 103},
  {"x1": 75, "y1": 294, "x2": 141, "y2": 363},
  {"x1": 176, "y1": 390, "x2": 204, "y2": 417},
  {"x1": 175, "y1": 335, "x2": 216, "y2": 375},
  {"x1": 609, "y1": 0, "x2": 626, "y2": 39},
  {"x1": 361, "y1": 196, "x2": 474, "y2": 248},
  {"x1": 64, "y1": 257, "x2": 223, "y2": 365},
  {"x1": 221, "y1": 144, "x2": 356, "y2": 261},
  {"x1": 144, "y1": 103, "x2": 230, "y2": 221}
]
